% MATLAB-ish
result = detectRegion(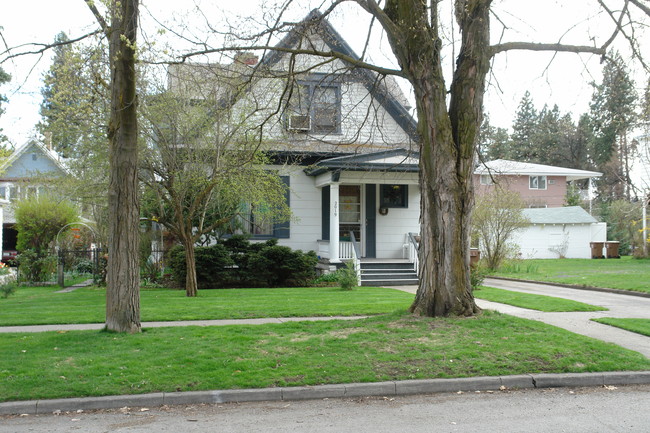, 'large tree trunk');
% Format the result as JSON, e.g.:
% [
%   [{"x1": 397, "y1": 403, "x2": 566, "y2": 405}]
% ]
[
  {"x1": 383, "y1": 0, "x2": 490, "y2": 316},
  {"x1": 105, "y1": 0, "x2": 141, "y2": 333}
]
